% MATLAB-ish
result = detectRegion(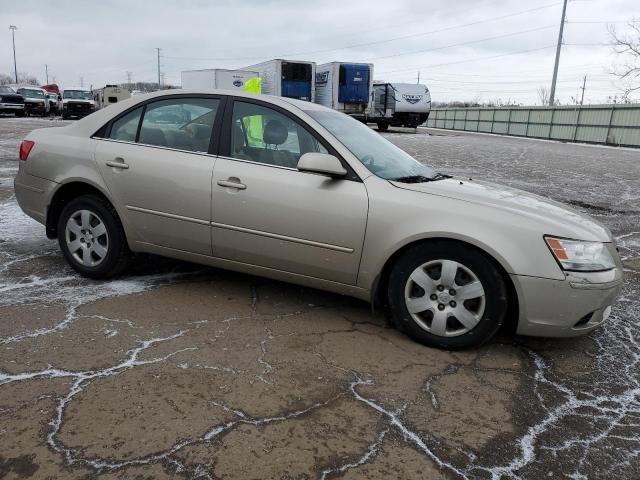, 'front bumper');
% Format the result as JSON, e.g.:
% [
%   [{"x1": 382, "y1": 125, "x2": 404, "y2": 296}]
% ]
[
  {"x1": 0, "y1": 102, "x2": 25, "y2": 111},
  {"x1": 63, "y1": 102, "x2": 94, "y2": 117},
  {"x1": 512, "y1": 267, "x2": 623, "y2": 337}
]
